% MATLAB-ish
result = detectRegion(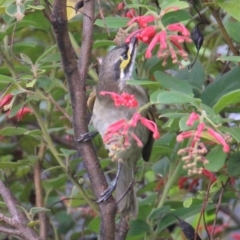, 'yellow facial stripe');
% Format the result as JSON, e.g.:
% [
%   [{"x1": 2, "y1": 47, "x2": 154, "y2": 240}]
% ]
[{"x1": 119, "y1": 50, "x2": 131, "y2": 70}]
